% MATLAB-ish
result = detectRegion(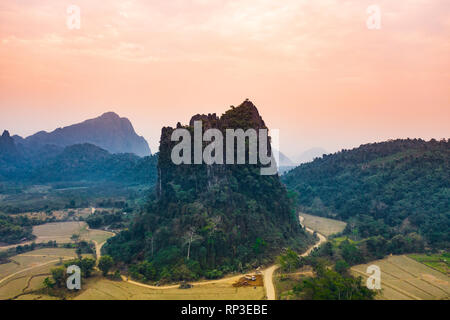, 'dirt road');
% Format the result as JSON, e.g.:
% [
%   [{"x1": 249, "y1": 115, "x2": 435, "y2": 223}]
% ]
[
  {"x1": 121, "y1": 214, "x2": 327, "y2": 299},
  {"x1": 102, "y1": 215, "x2": 325, "y2": 299},
  {"x1": 263, "y1": 215, "x2": 327, "y2": 300},
  {"x1": 121, "y1": 273, "x2": 246, "y2": 290}
]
